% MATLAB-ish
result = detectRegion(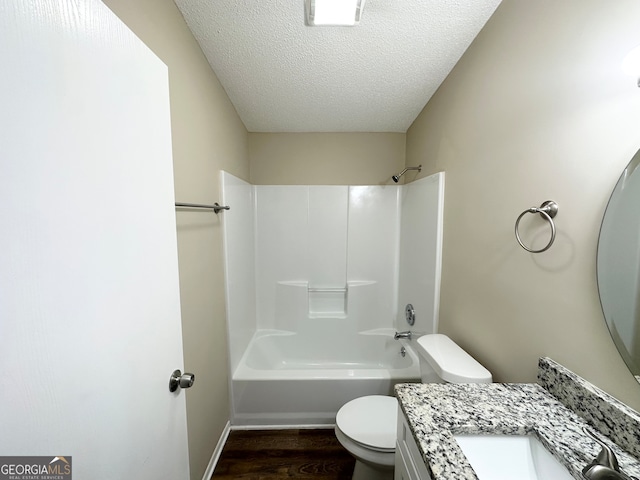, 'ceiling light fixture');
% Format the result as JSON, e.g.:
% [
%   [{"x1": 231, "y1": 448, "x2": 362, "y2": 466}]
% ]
[
  {"x1": 622, "y1": 44, "x2": 640, "y2": 88},
  {"x1": 305, "y1": 0, "x2": 365, "y2": 26}
]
